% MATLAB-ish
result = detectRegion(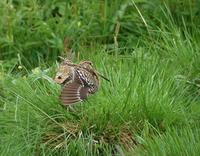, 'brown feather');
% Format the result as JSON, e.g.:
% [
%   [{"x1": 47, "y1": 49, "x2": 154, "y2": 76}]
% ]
[
  {"x1": 79, "y1": 87, "x2": 90, "y2": 100},
  {"x1": 55, "y1": 59, "x2": 101, "y2": 105},
  {"x1": 60, "y1": 81, "x2": 82, "y2": 105}
]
